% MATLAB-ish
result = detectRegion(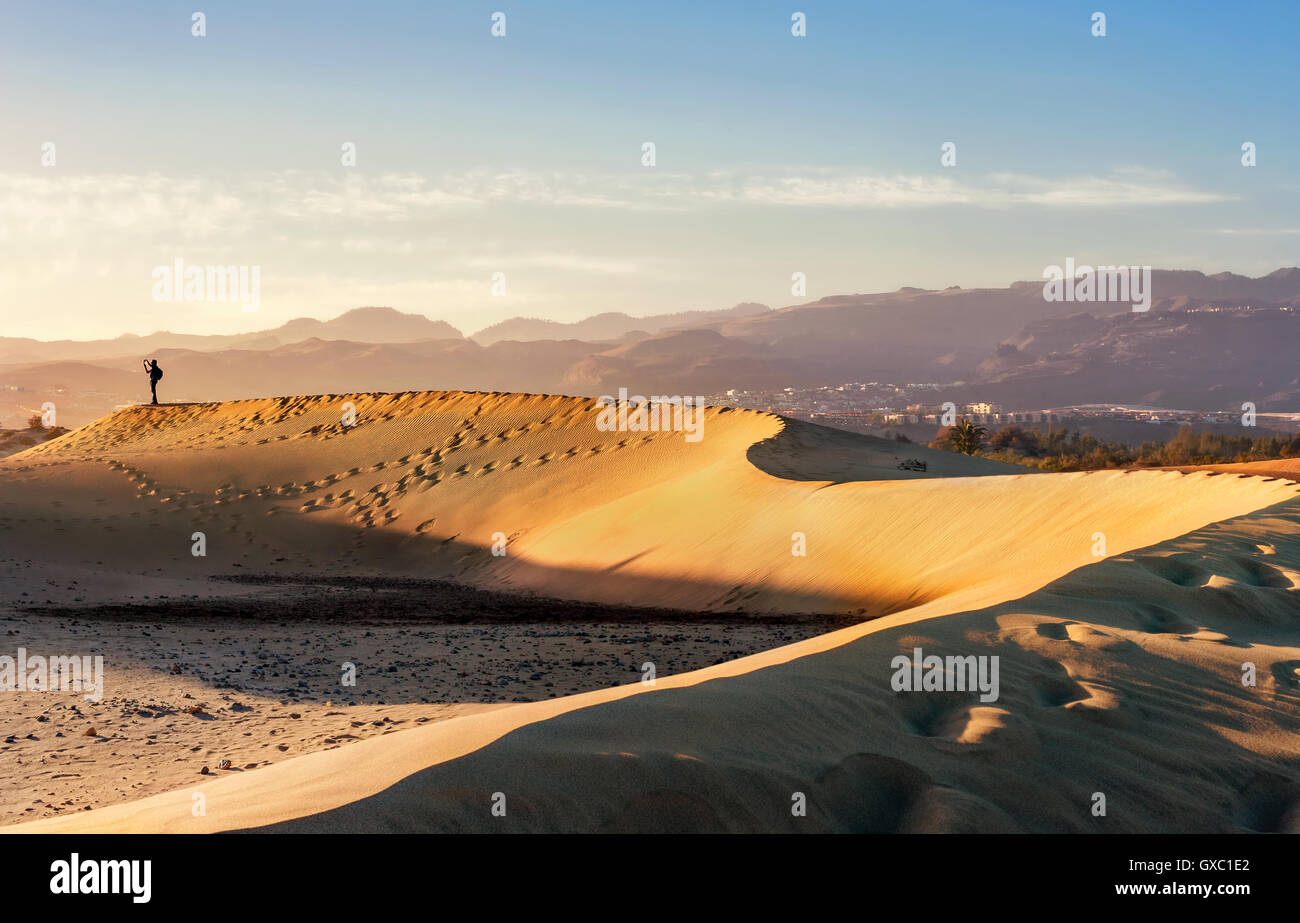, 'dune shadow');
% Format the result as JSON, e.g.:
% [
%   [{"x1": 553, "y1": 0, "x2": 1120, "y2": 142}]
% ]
[
  {"x1": 27, "y1": 524, "x2": 885, "y2": 708},
  {"x1": 745, "y1": 416, "x2": 1022, "y2": 483}
]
